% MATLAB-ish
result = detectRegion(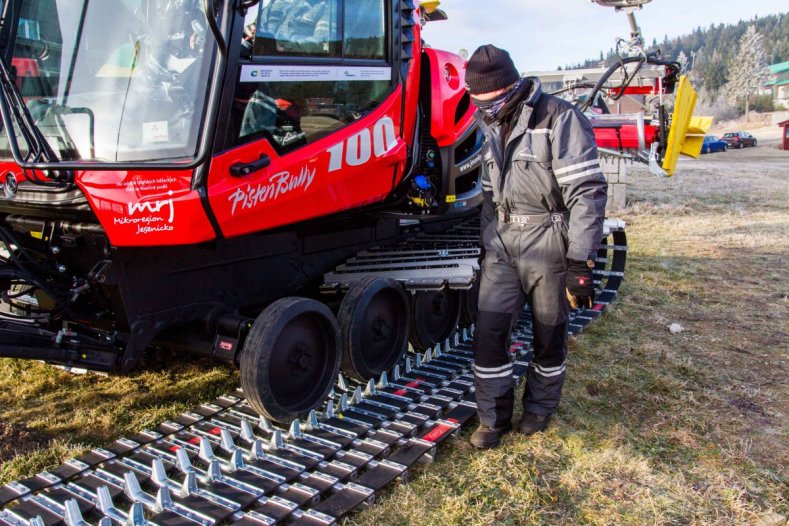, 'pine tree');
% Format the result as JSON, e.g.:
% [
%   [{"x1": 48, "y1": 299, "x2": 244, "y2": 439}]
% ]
[{"x1": 725, "y1": 25, "x2": 769, "y2": 120}]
